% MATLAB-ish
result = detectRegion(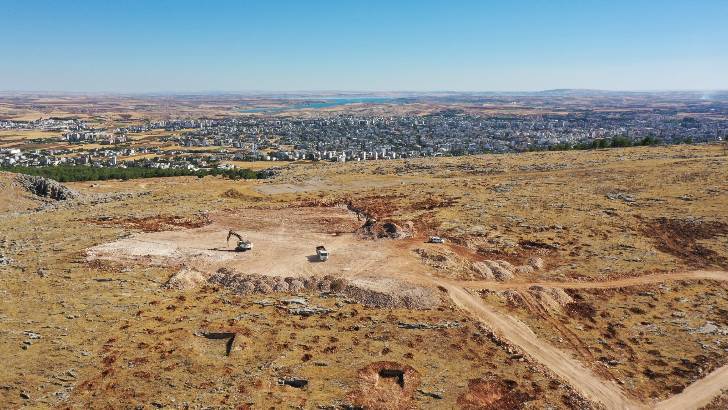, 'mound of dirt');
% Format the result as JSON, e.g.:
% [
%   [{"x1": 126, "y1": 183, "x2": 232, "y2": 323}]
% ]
[
  {"x1": 457, "y1": 377, "x2": 532, "y2": 410},
  {"x1": 473, "y1": 260, "x2": 515, "y2": 281},
  {"x1": 343, "y1": 278, "x2": 439, "y2": 309},
  {"x1": 207, "y1": 269, "x2": 314, "y2": 295},
  {"x1": 415, "y1": 248, "x2": 517, "y2": 282},
  {"x1": 206, "y1": 269, "x2": 439, "y2": 309},
  {"x1": 358, "y1": 219, "x2": 415, "y2": 240},
  {"x1": 348, "y1": 361, "x2": 420, "y2": 410},
  {"x1": 501, "y1": 290, "x2": 524, "y2": 308},
  {"x1": 416, "y1": 247, "x2": 460, "y2": 270},
  {"x1": 164, "y1": 267, "x2": 208, "y2": 290},
  {"x1": 15, "y1": 174, "x2": 79, "y2": 200},
  {"x1": 527, "y1": 257, "x2": 545, "y2": 270},
  {"x1": 528, "y1": 286, "x2": 574, "y2": 313},
  {"x1": 220, "y1": 189, "x2": 266, "y2": 201}
]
